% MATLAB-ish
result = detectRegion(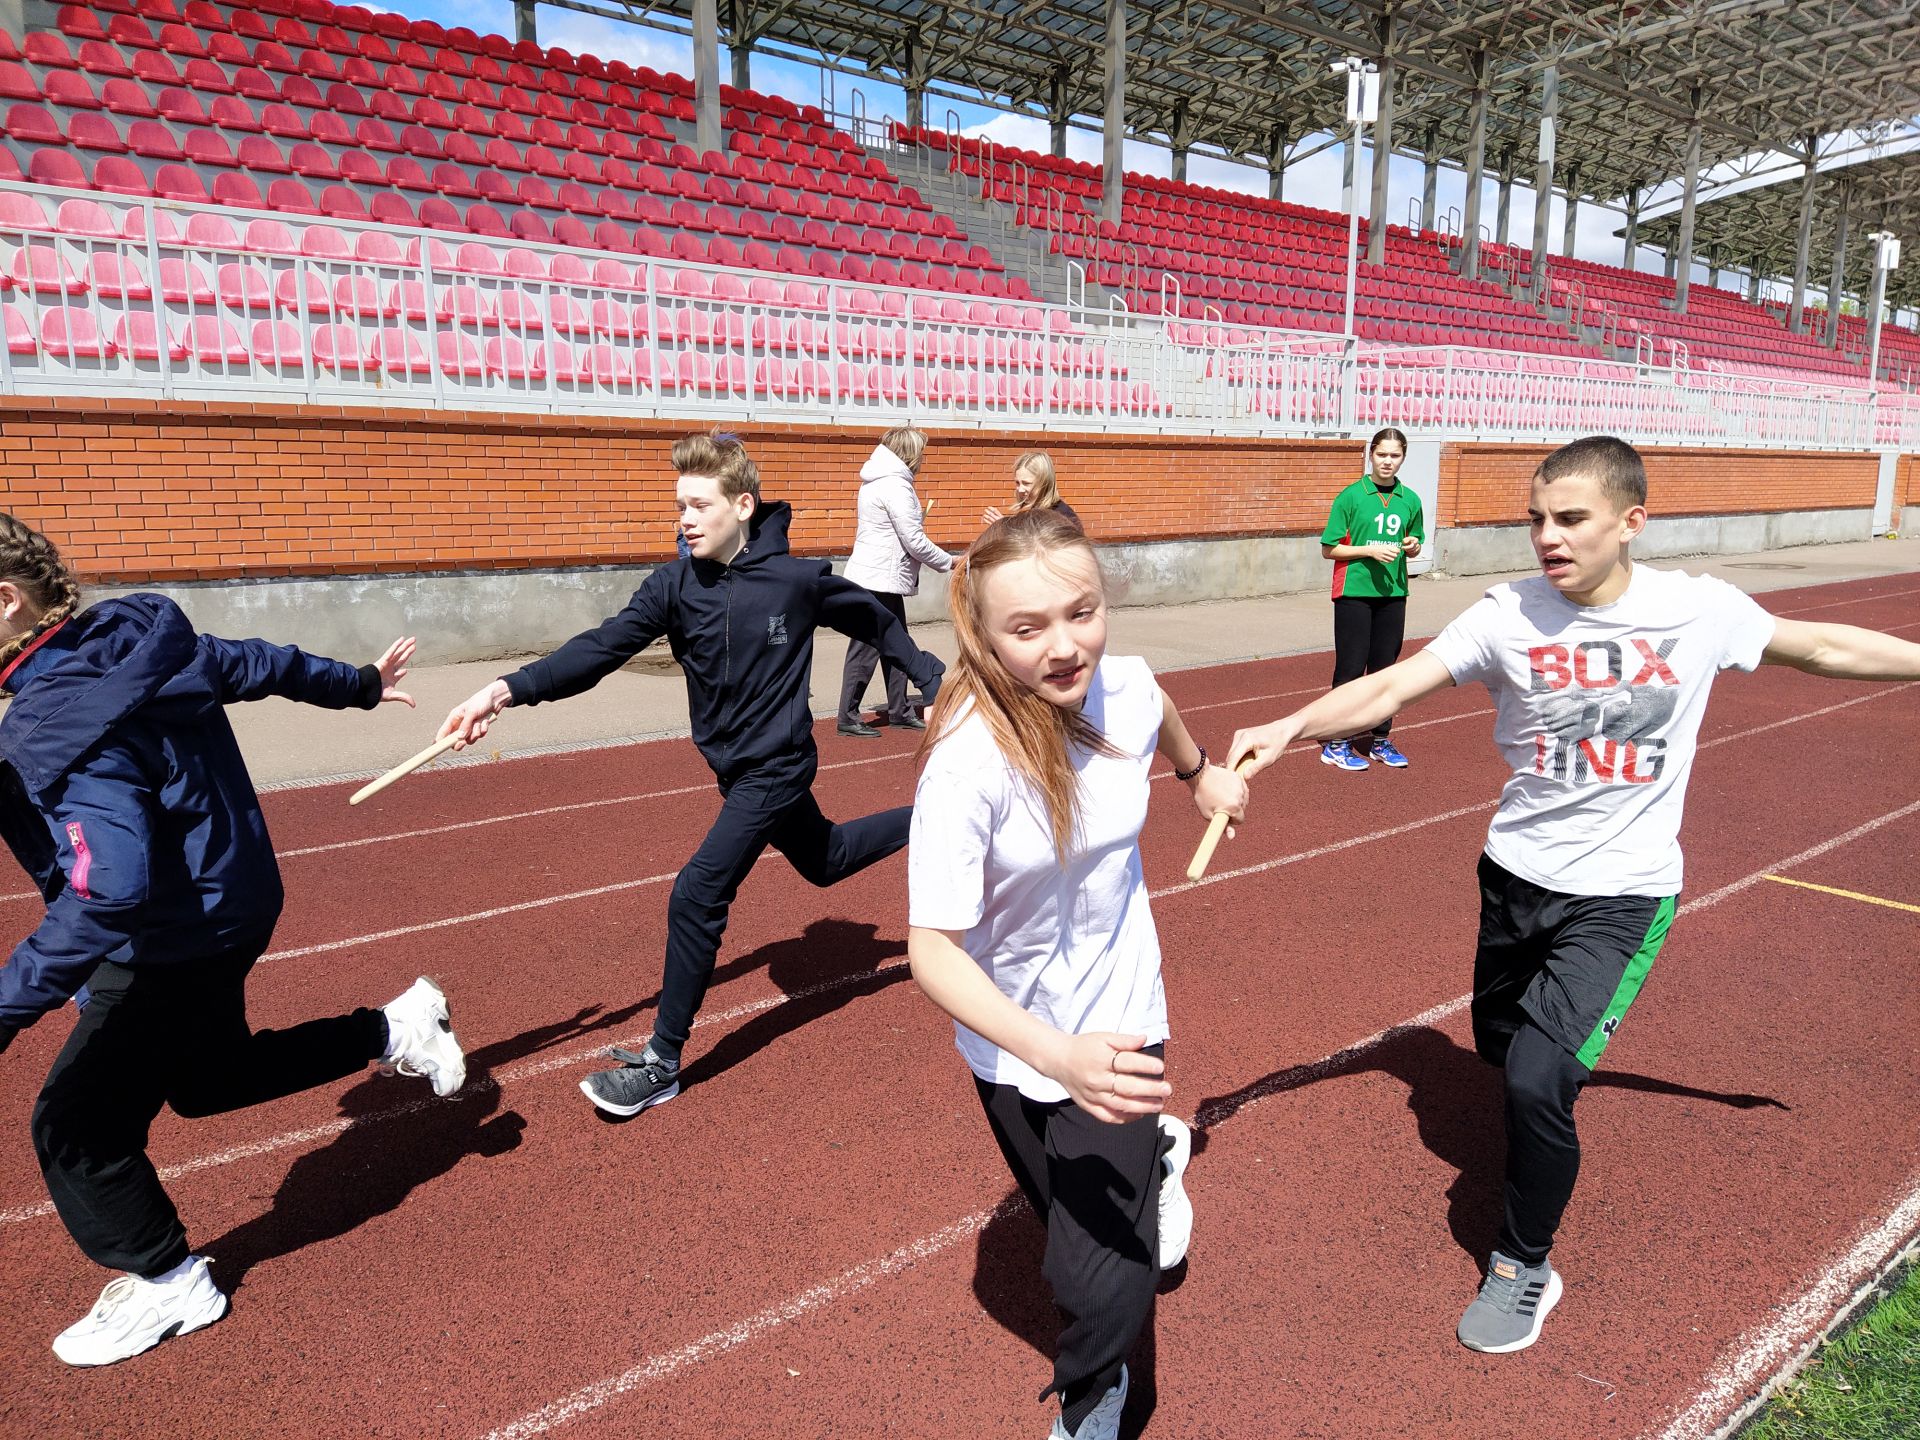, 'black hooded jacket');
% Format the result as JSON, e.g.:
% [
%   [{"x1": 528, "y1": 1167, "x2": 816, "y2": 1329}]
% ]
[{"x1": 503, "y1": 502, "x2": 942, "y2": 791}]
